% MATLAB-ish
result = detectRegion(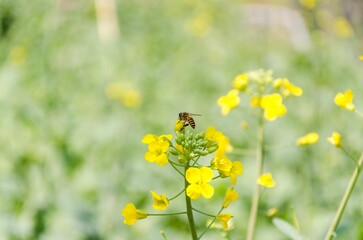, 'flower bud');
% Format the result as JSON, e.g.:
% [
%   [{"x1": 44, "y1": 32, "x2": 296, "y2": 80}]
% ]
[
  {"x1": 169, "y1": 148, "x2": 179, "y2": 156},
  {"x1": 207, "y1": 145, "x2": 218, "y2": 153}
]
